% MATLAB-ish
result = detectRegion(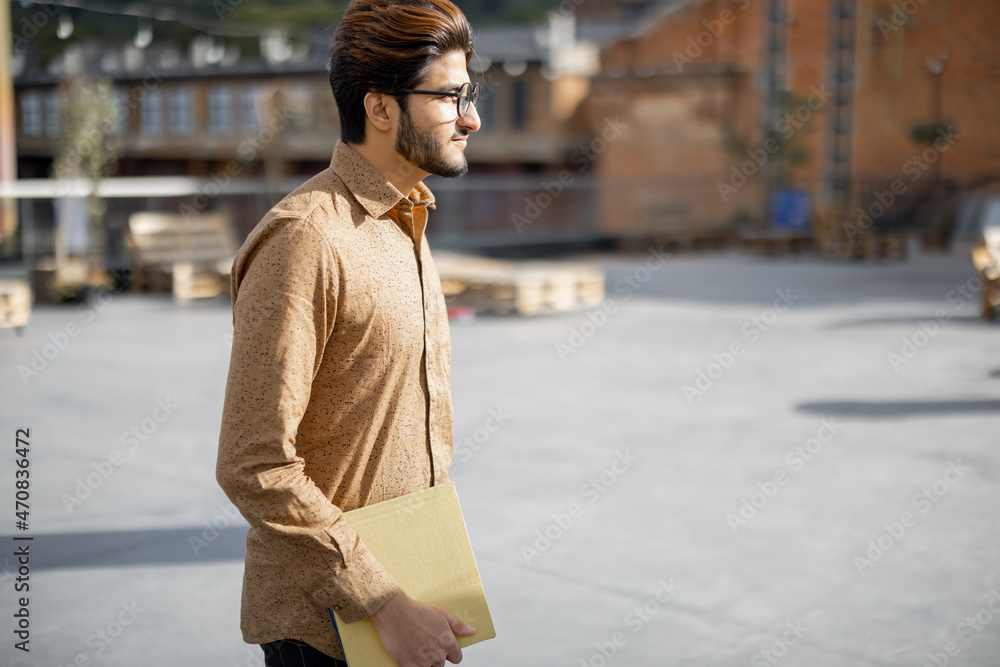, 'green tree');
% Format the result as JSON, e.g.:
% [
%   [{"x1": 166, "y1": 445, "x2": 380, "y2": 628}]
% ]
[{"x1": 50, "y1": 76, "x2": 119, "y2": 288}]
